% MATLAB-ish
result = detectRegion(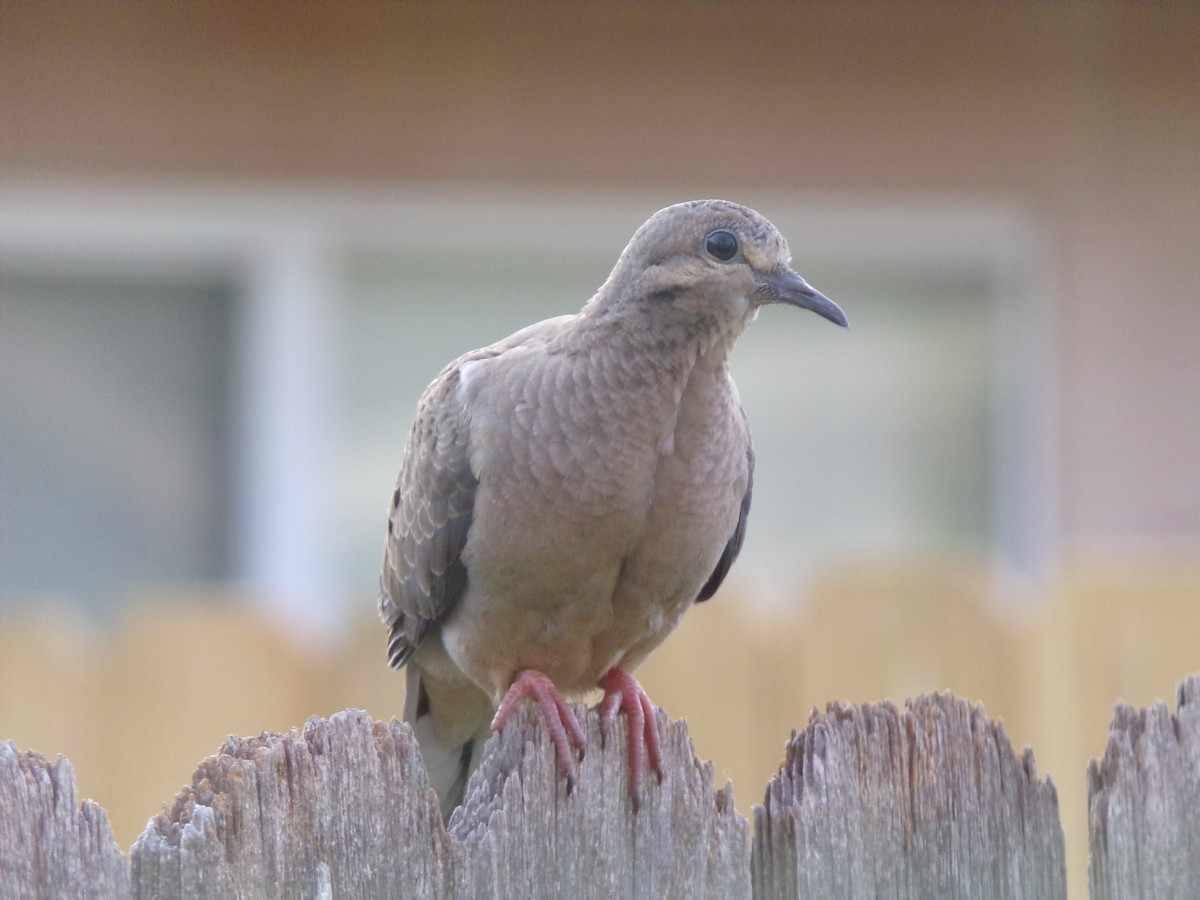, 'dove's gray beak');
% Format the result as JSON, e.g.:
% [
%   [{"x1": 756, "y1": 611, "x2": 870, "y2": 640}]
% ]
[{"x1": 753, "y1": 266, "x2": 848, "y2": 327}]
